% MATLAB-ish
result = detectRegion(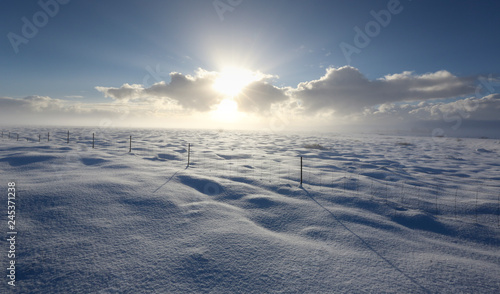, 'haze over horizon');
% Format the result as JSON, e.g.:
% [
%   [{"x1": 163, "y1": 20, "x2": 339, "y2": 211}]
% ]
[{"x1": 1, "y1": 0, "x2": 499, "y2": 138}]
